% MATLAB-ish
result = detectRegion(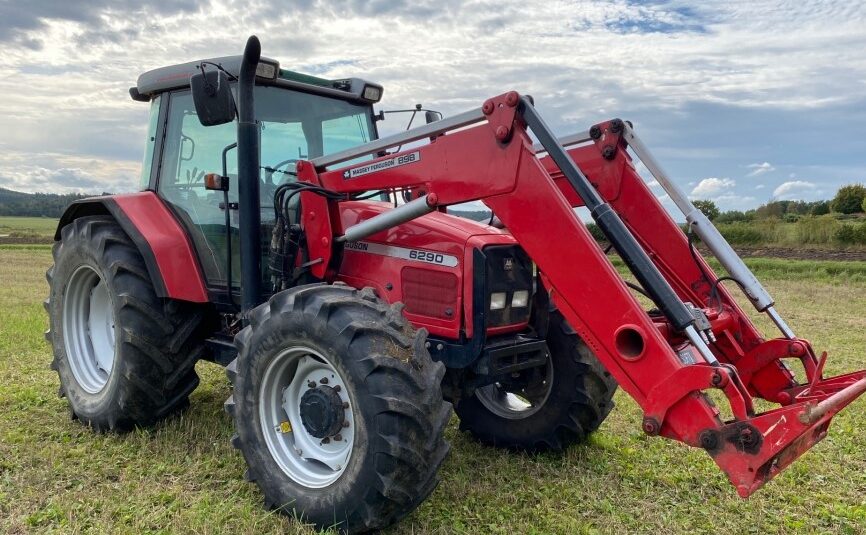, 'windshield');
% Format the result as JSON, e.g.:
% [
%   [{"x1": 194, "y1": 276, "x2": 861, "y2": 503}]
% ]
[
  {"x1": 254, "y1": 86, "x2": 376, "y2": 212},
  {"x1": 256, "y1": 85, "x2": 374, "y2": 173}
]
